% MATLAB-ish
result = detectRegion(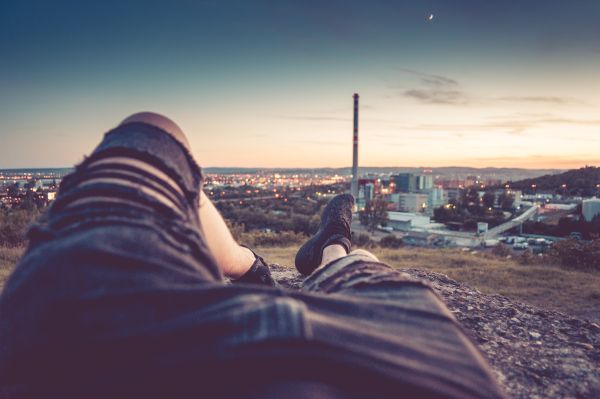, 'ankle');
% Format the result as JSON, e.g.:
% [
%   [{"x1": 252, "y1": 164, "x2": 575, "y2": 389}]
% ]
[
  {"x1": 224, "y1": 246, "x2": 256, "y2": 279},
  {"x1": 320, "y1": 244, "x2": 347, "y2": 267}
]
